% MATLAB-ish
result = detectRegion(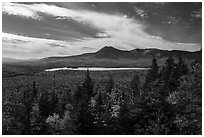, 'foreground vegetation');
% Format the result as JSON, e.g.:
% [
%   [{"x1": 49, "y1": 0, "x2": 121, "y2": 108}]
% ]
[{"x1": 2, "y1": 57, "x2": 202, "y2": 135}]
